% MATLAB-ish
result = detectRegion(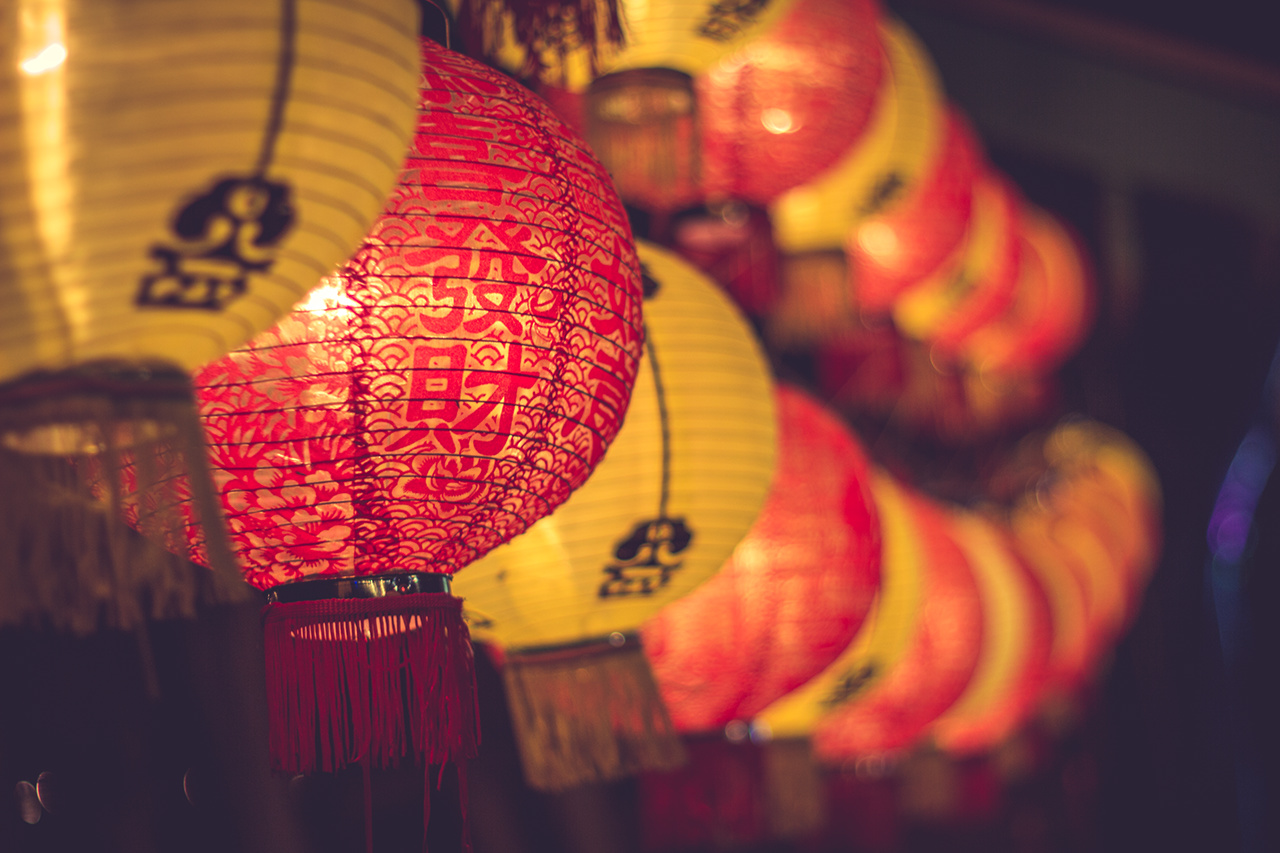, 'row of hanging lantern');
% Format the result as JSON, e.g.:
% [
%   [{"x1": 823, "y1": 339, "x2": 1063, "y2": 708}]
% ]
[{"x1": 0, "y1": 0, "x2": 1165, "y2": 848}]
